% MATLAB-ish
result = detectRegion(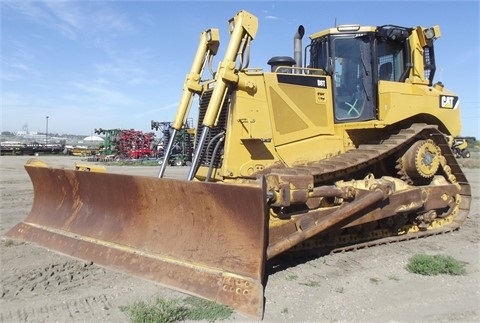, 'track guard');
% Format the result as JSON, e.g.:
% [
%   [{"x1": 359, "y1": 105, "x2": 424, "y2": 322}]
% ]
[{"x1": 6, "y1": 160, "x2": 268, "y2": 319}]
